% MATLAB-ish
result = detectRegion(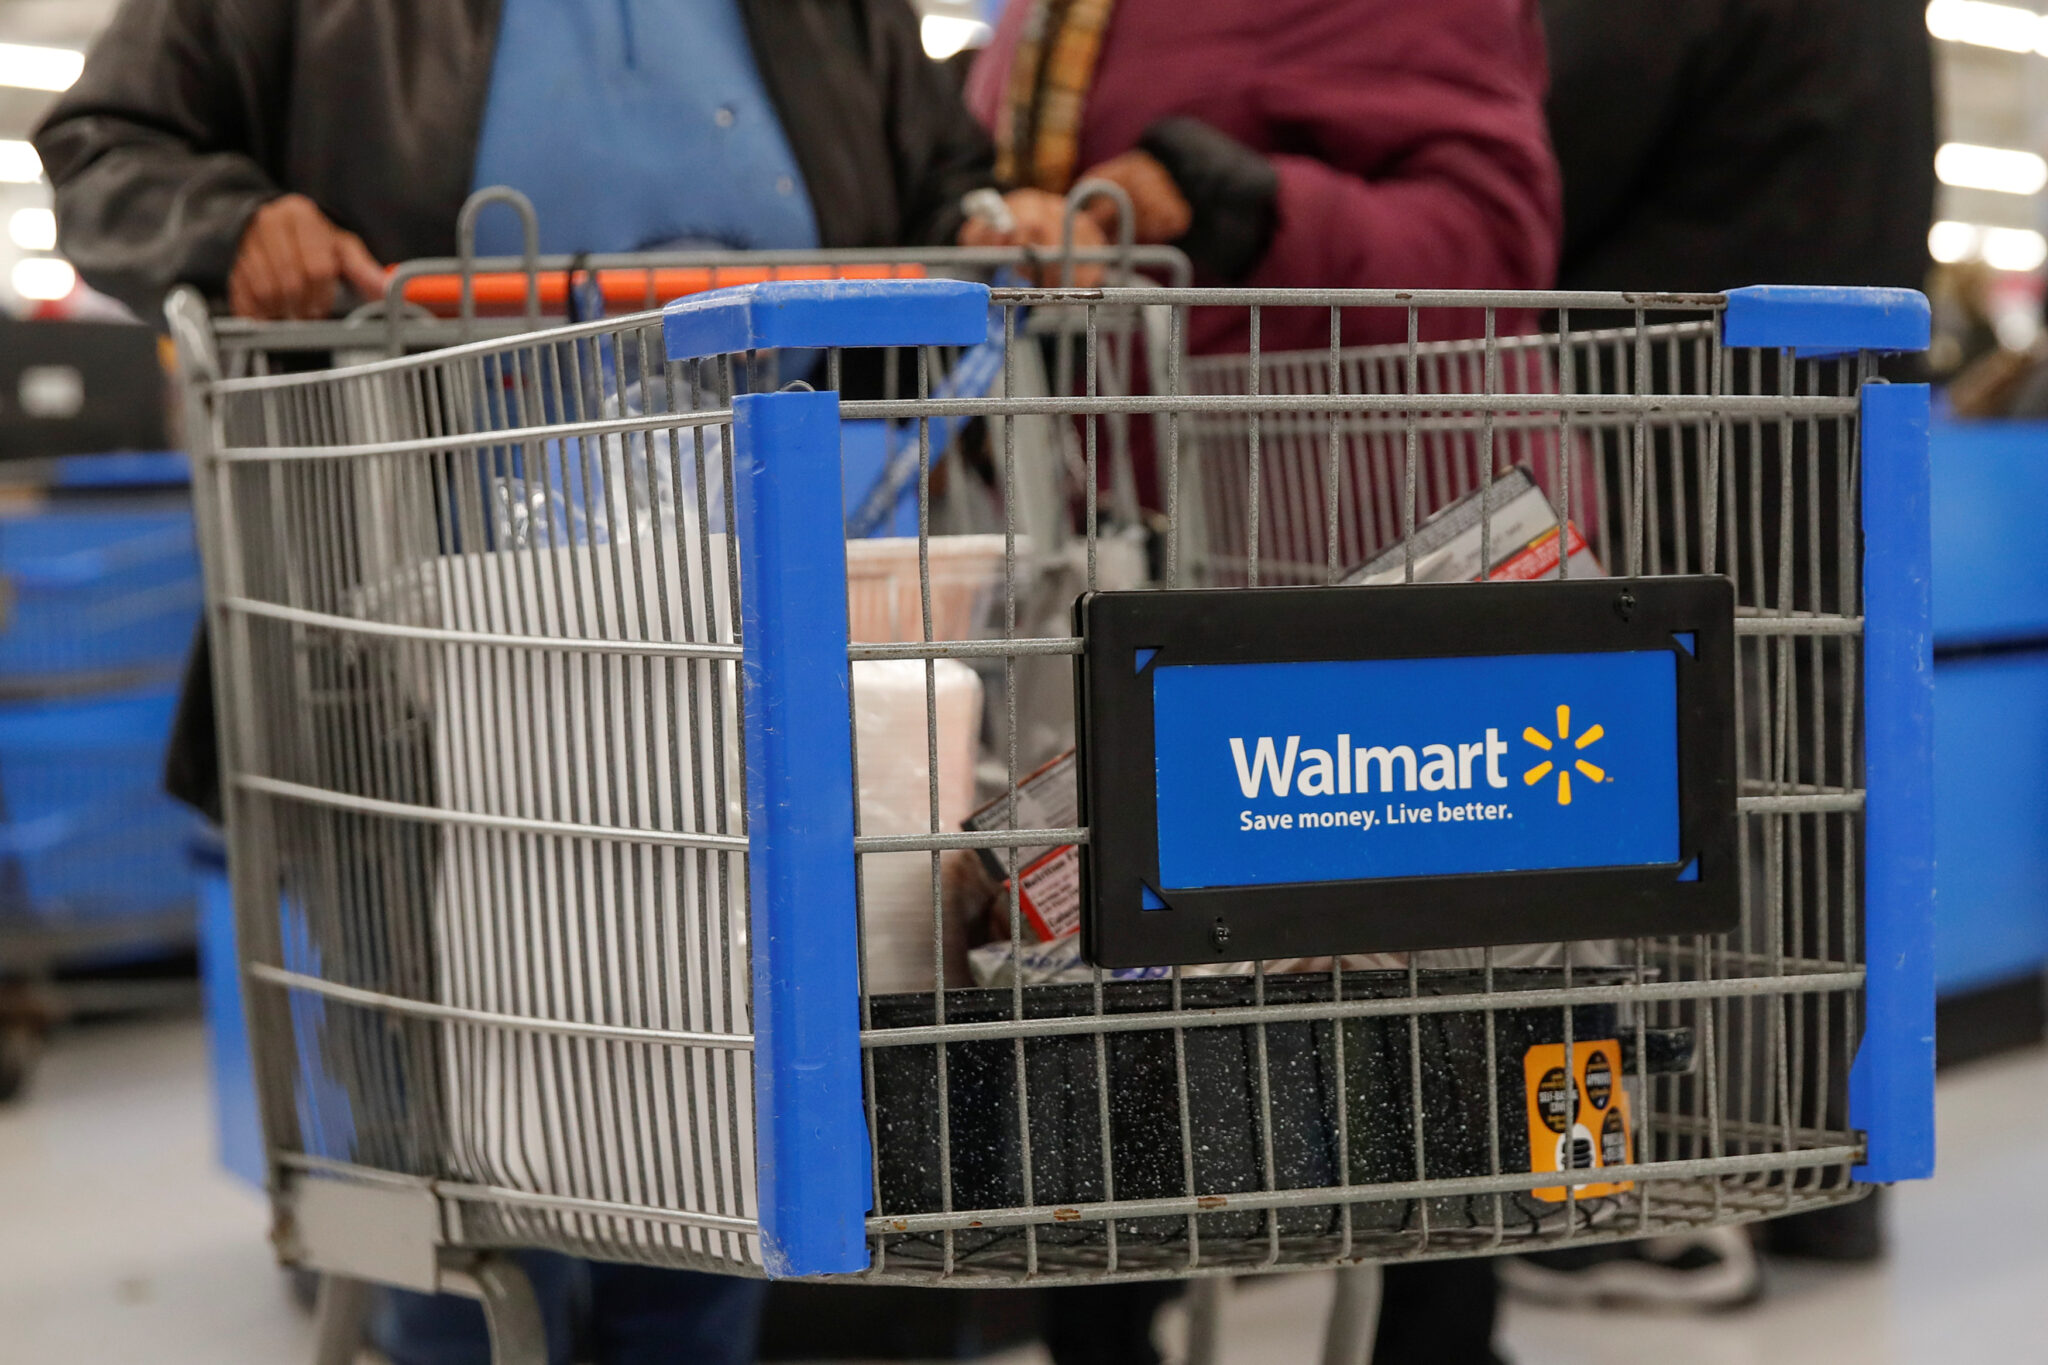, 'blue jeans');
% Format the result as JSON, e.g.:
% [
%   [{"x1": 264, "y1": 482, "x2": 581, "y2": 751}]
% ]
[{"x1": 373, "y1": 1254, "x2": 768, "y2": 1365}]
